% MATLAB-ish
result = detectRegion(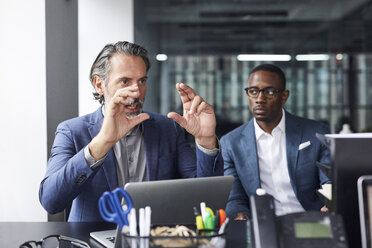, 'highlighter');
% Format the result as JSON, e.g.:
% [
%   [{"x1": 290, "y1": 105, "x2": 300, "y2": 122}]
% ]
[
  {"x1": 219, "y1": 209, "x2": 226, "y2": 227},
  {"x1": 205, "y1": 207, "x2": 214, "y2": 217},
  {"x1": 204, "y1": 212, "x2": 214, "y2": 230},
  {"x1": 193, "y1": 207, "x2": 204, "y2": 230}
]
